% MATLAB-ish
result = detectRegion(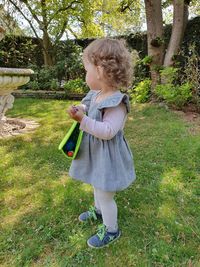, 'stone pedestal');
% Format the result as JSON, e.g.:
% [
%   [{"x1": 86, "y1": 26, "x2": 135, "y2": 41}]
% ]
[{"x1": 0, "y1": 94, "x2": 15, "y2": 121}]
